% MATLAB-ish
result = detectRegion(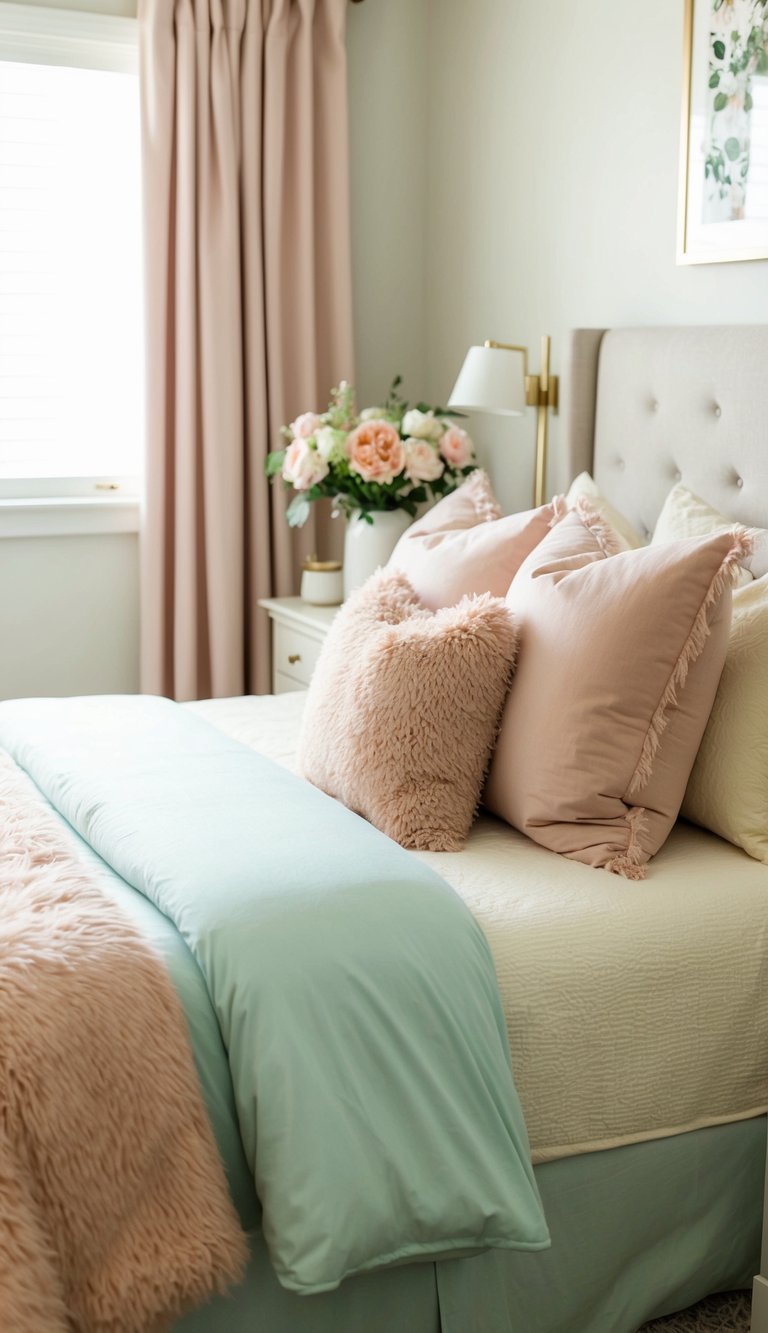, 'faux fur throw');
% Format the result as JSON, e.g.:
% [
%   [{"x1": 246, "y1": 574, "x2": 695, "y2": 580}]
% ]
[{"x1": 0, "y1": 750, "x2": 247, "y2": 1332}]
